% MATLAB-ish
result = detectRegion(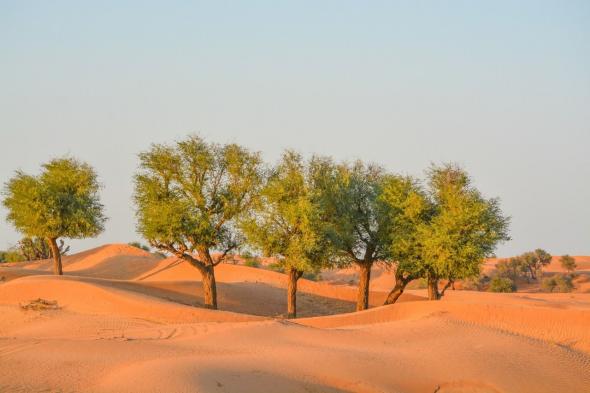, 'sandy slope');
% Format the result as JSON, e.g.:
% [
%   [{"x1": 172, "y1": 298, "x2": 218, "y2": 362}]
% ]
[{"x1": 1, "y1": 245, "x2": 590, "y2": 392}]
